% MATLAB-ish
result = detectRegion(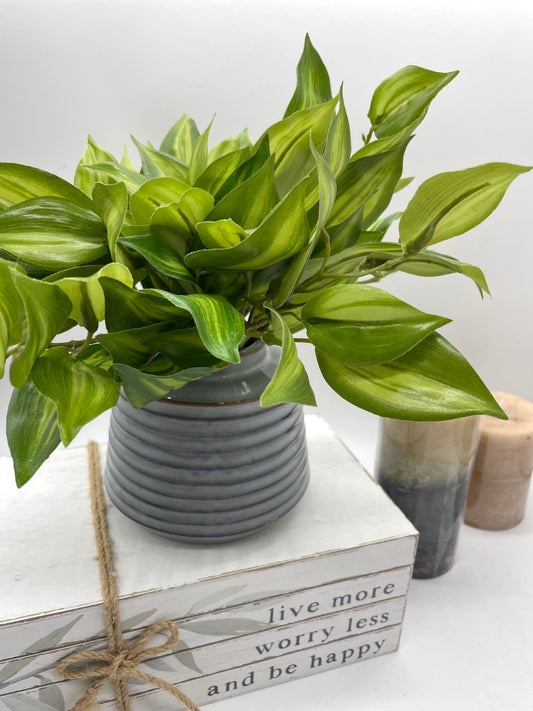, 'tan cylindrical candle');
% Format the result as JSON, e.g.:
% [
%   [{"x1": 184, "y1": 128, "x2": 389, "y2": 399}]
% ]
[{"x1": 465, "y1": 392, "x2": 533, "y2": 530}]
